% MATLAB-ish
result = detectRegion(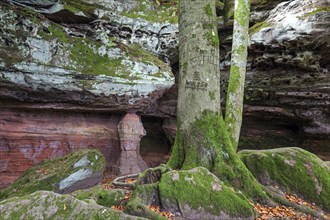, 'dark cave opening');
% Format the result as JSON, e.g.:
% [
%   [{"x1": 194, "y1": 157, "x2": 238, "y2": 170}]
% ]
[{"x1": 140, "y1": 116, "x2": 172, "y2": 168}]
